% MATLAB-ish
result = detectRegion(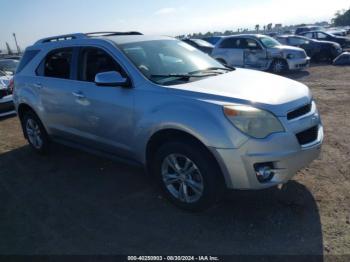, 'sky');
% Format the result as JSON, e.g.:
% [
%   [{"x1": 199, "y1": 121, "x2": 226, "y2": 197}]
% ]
[{"x1": 0, "y1": 0, "x2": 349, "y2": 51}]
